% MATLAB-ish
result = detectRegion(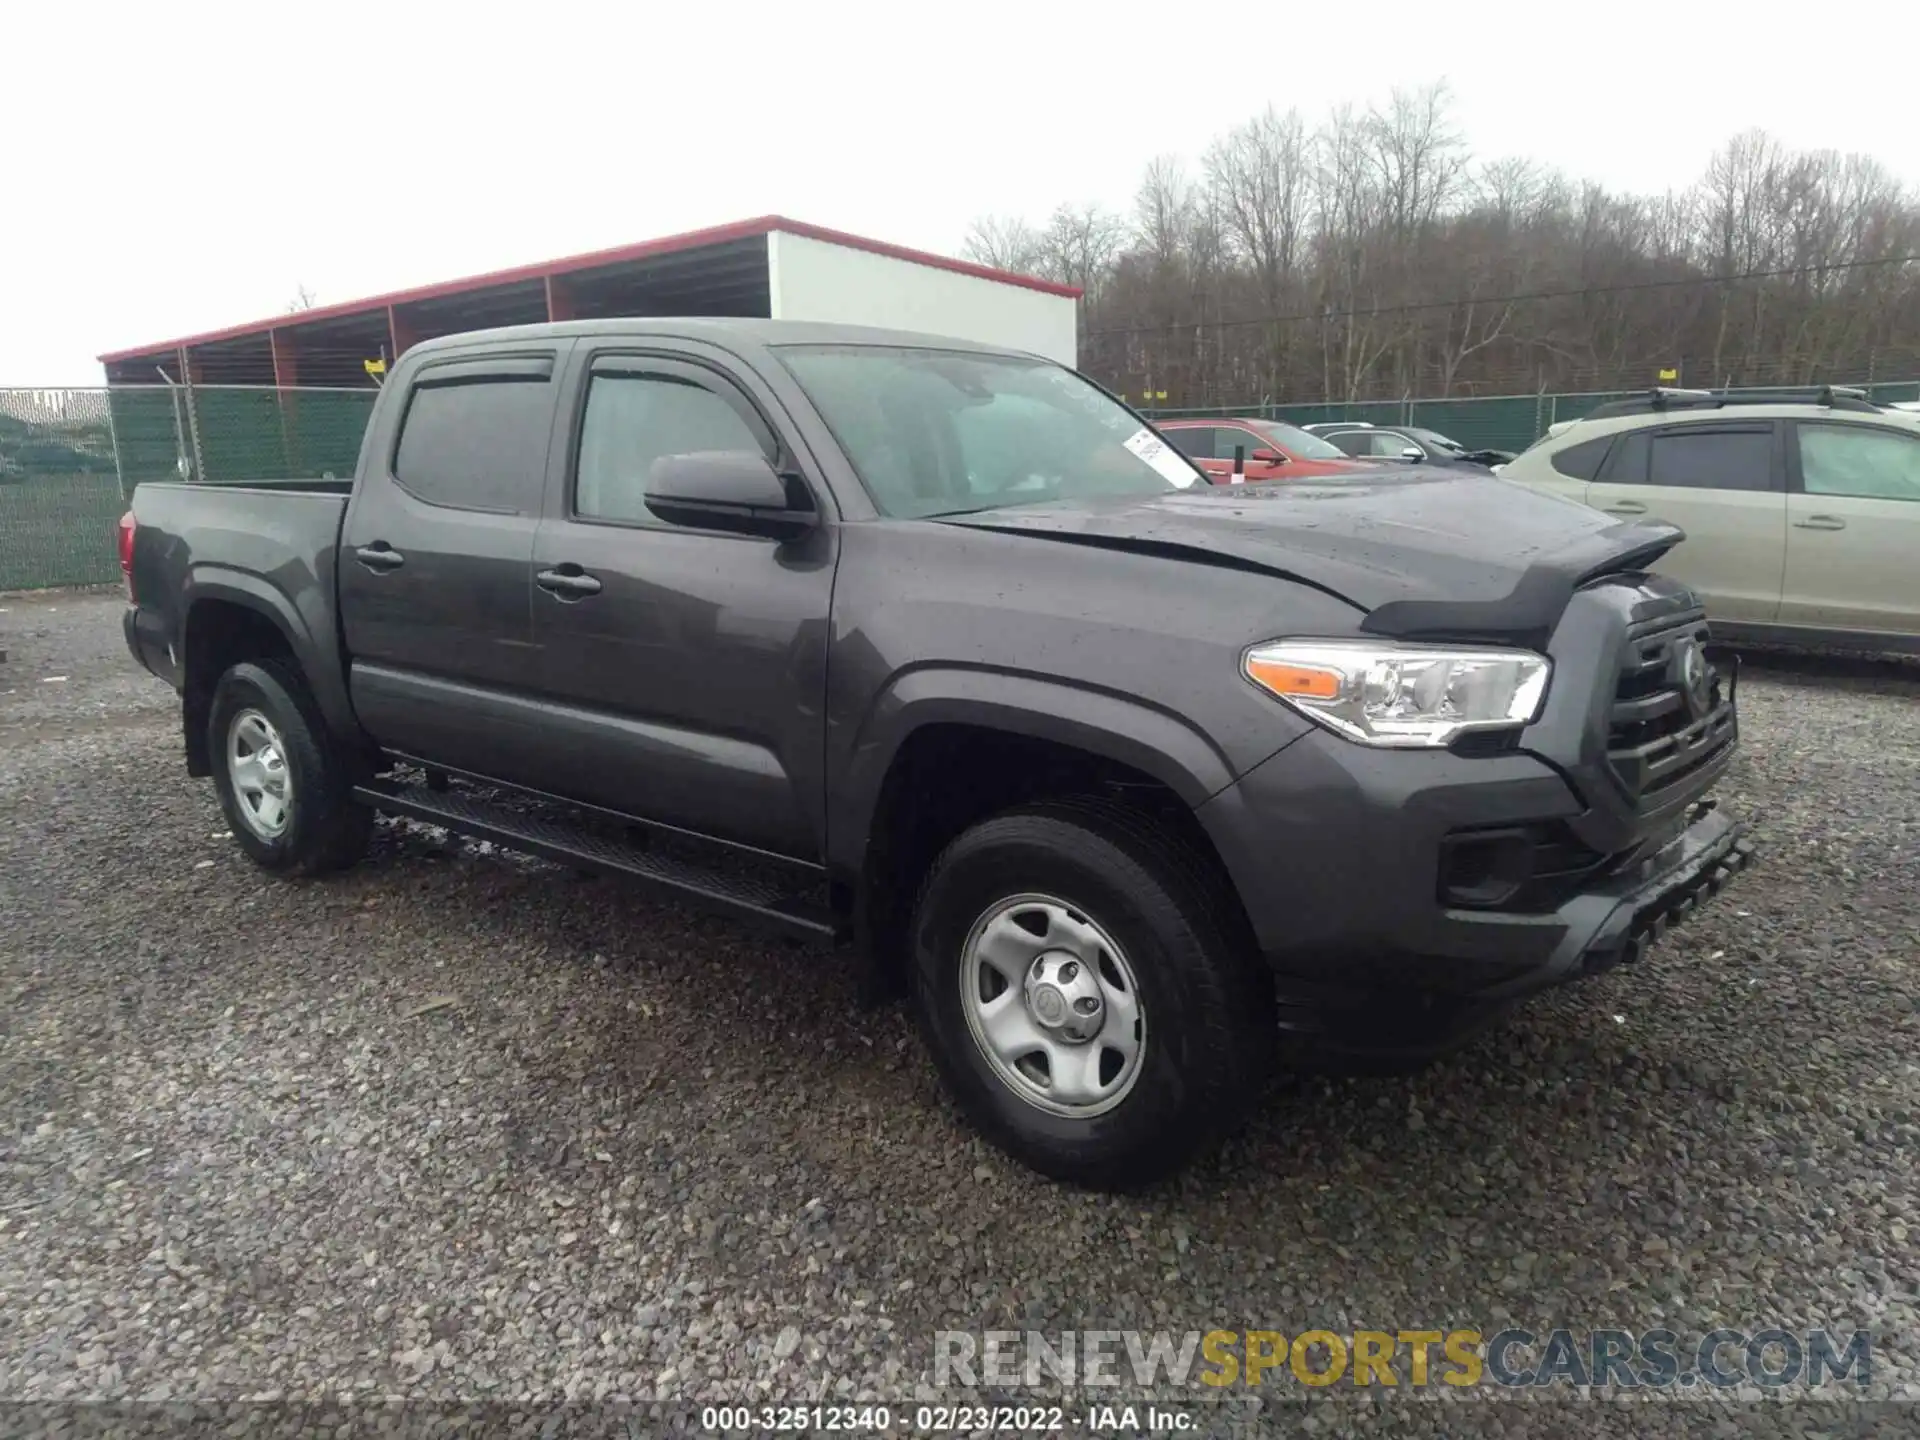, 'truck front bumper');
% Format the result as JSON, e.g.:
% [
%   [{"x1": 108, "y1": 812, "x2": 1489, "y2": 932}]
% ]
[{"x1": 1196, "y1": 728, "x2": 1753, "y2": 1058}]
